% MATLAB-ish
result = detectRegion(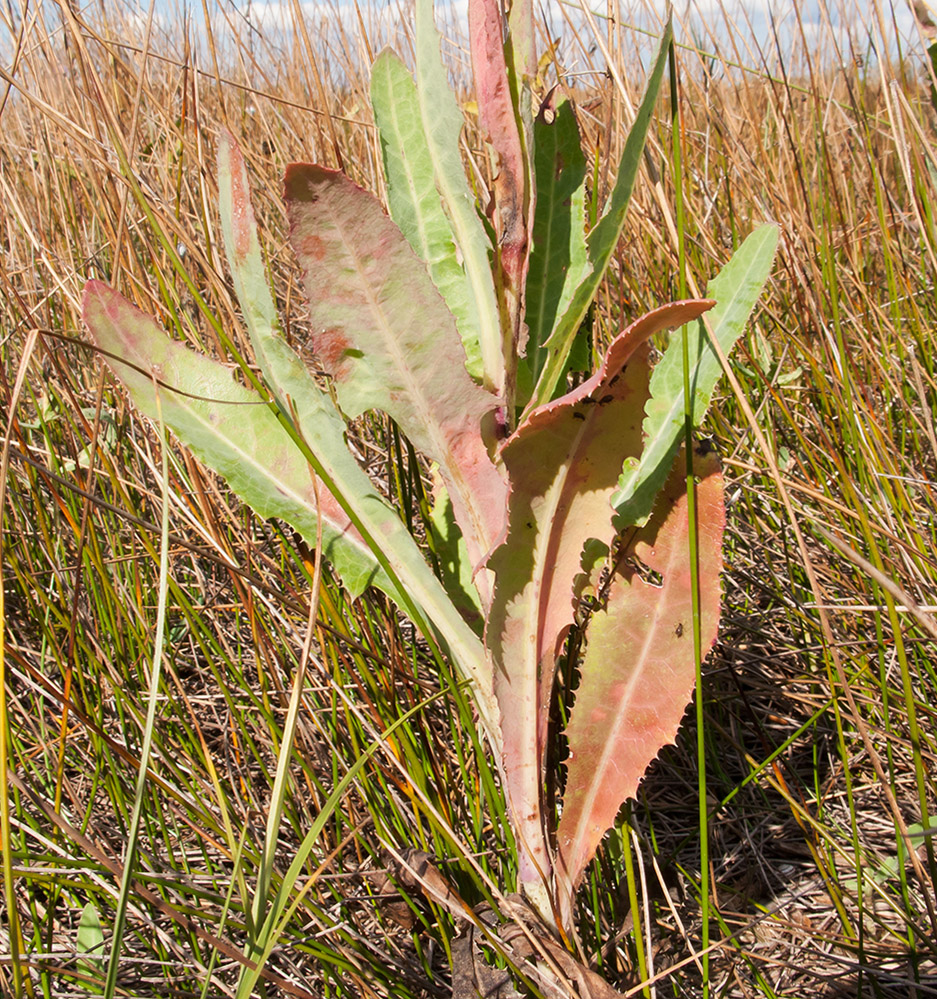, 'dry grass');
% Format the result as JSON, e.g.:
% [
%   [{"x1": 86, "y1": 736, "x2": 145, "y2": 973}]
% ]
[{"x1": 2, "y1": 0, "x2": 936, "y2": 996}]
